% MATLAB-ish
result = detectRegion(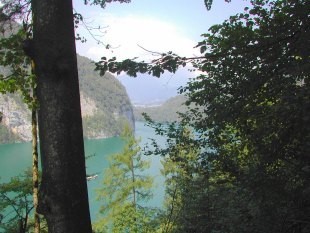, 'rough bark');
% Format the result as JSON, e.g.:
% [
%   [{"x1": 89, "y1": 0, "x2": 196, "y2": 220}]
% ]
[
  {"x1": 32, "y1": 107, "x2": 40, "y2": 233},
  {"x1": 32, "y1": 0, "x2": 92, "y2": 232}
]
